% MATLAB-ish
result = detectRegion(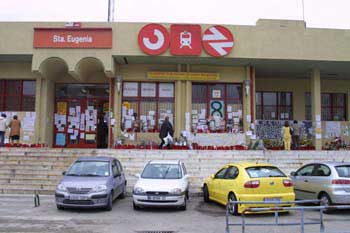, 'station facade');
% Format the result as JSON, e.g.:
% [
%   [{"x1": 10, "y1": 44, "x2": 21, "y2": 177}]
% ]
[{"x1": 1, "y1": 19, "x2": 350, "y2": 150}]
